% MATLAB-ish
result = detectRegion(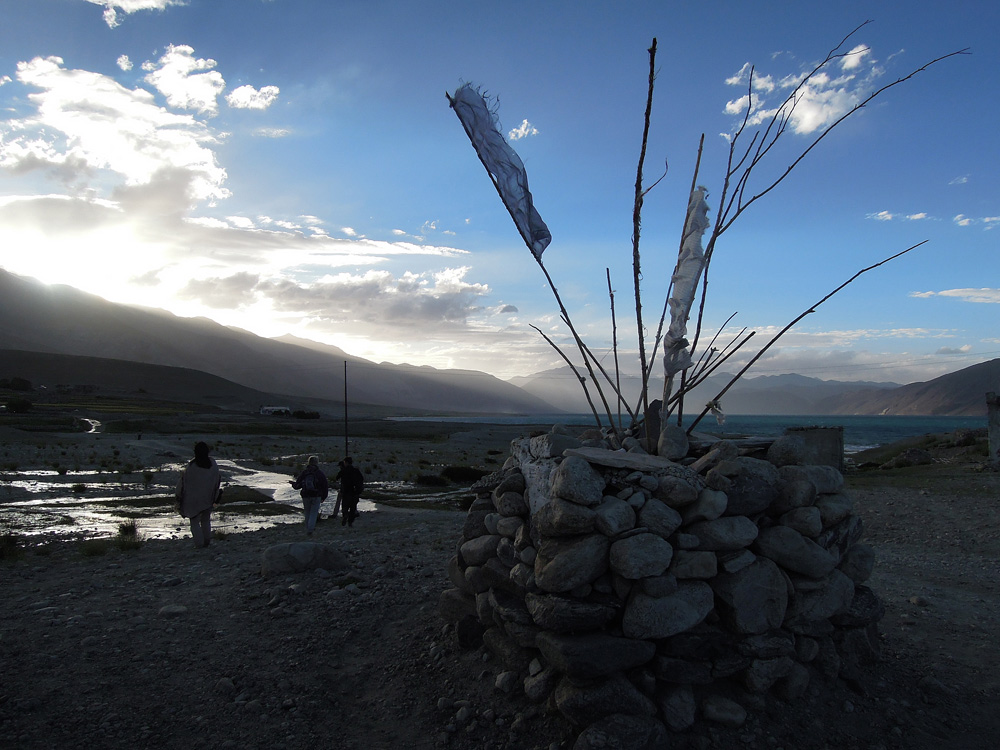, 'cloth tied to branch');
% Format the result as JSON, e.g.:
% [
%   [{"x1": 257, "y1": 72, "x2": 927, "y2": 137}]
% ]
[
  {"x1": 663, "y1": 186, "x2": 710, "y2": 379},
  {"x1": 448, "y1": 83, "x2": 551, "y2": 259}
]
